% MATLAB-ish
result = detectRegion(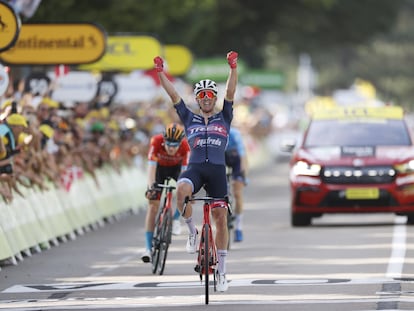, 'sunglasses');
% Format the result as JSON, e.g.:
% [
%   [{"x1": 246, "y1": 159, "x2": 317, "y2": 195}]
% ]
[
  {"x1": 165, "y1": 141, "x2": 180, "y2": 147},
  {"x1": 196, "y1": 90, "x2": 216, "y2": 99}
]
